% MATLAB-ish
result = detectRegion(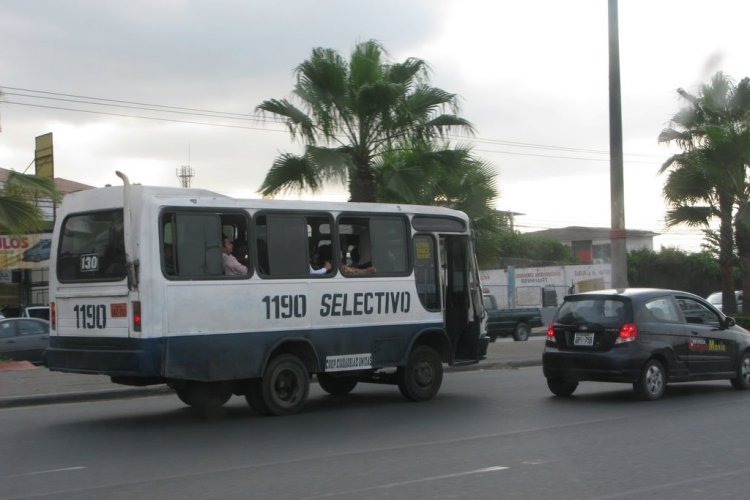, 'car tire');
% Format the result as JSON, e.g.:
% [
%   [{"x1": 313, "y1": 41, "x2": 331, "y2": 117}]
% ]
[
  {"x1": 730, "y1": 351, "x2": 750, "y2": 390},
  {"x1": 397, "y1": 345, "x2": 443, "y2": 402},
  {"x1": 634, "y1": 359, "x2": 666, "y2": 401},
  {"x1": 513, "y1": 322, "x2": 530, "y2": 341},
  {"x1": 546, "y1": 377, "x2": 578, "y2": 397},
  {"x1": 317, "y1": 373, "x2": 358, "y2": 396}
]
